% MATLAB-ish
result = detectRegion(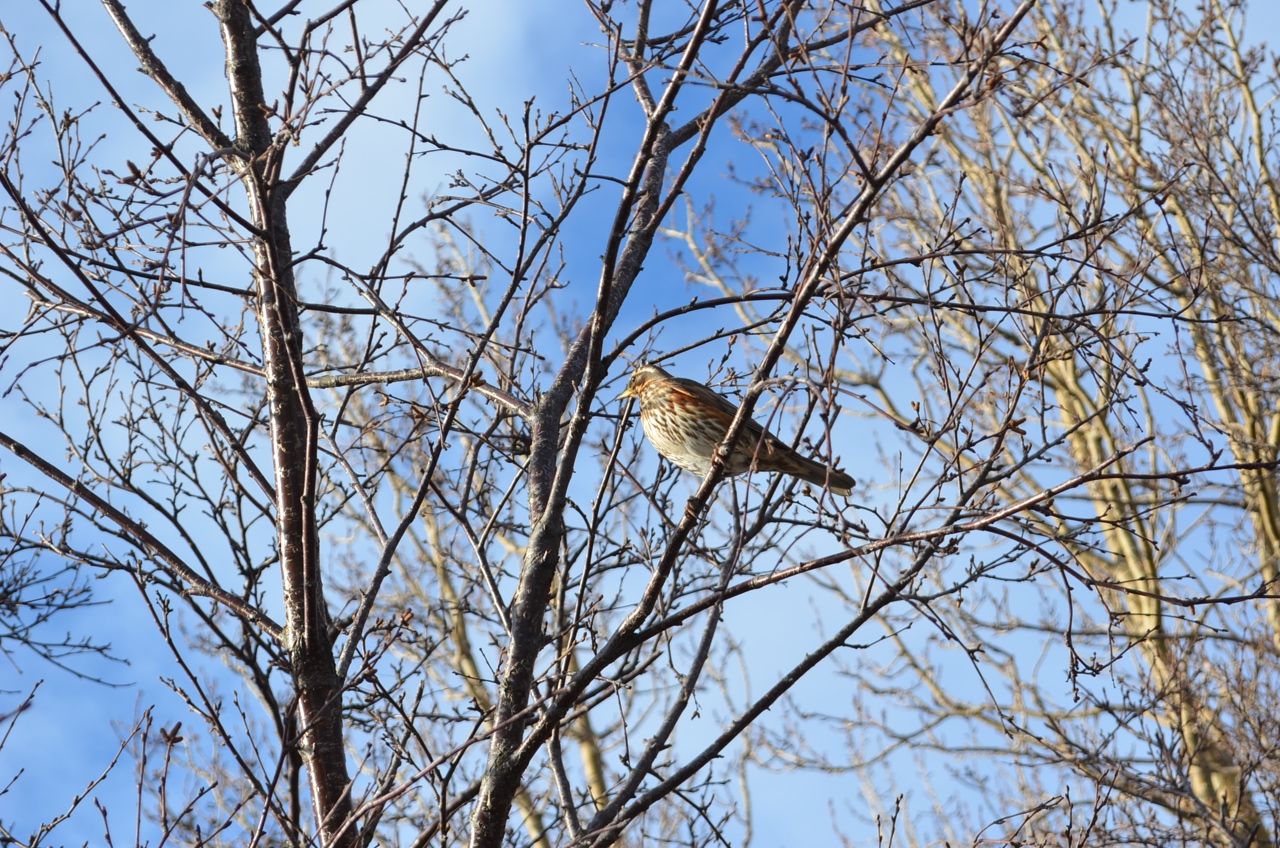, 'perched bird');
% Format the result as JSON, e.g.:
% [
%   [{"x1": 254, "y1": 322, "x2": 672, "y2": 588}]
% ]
[{"x1": 619, "y1": 363, "x2": 854, "y2": 496}]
